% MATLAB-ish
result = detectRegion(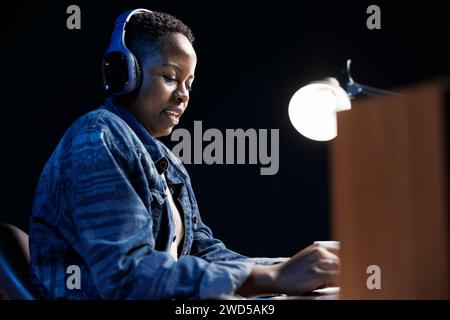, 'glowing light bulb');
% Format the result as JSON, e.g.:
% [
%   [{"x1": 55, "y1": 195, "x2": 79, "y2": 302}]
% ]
[{"x1": 288, "y1": 79, "x2": 351, "y2": 141}]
